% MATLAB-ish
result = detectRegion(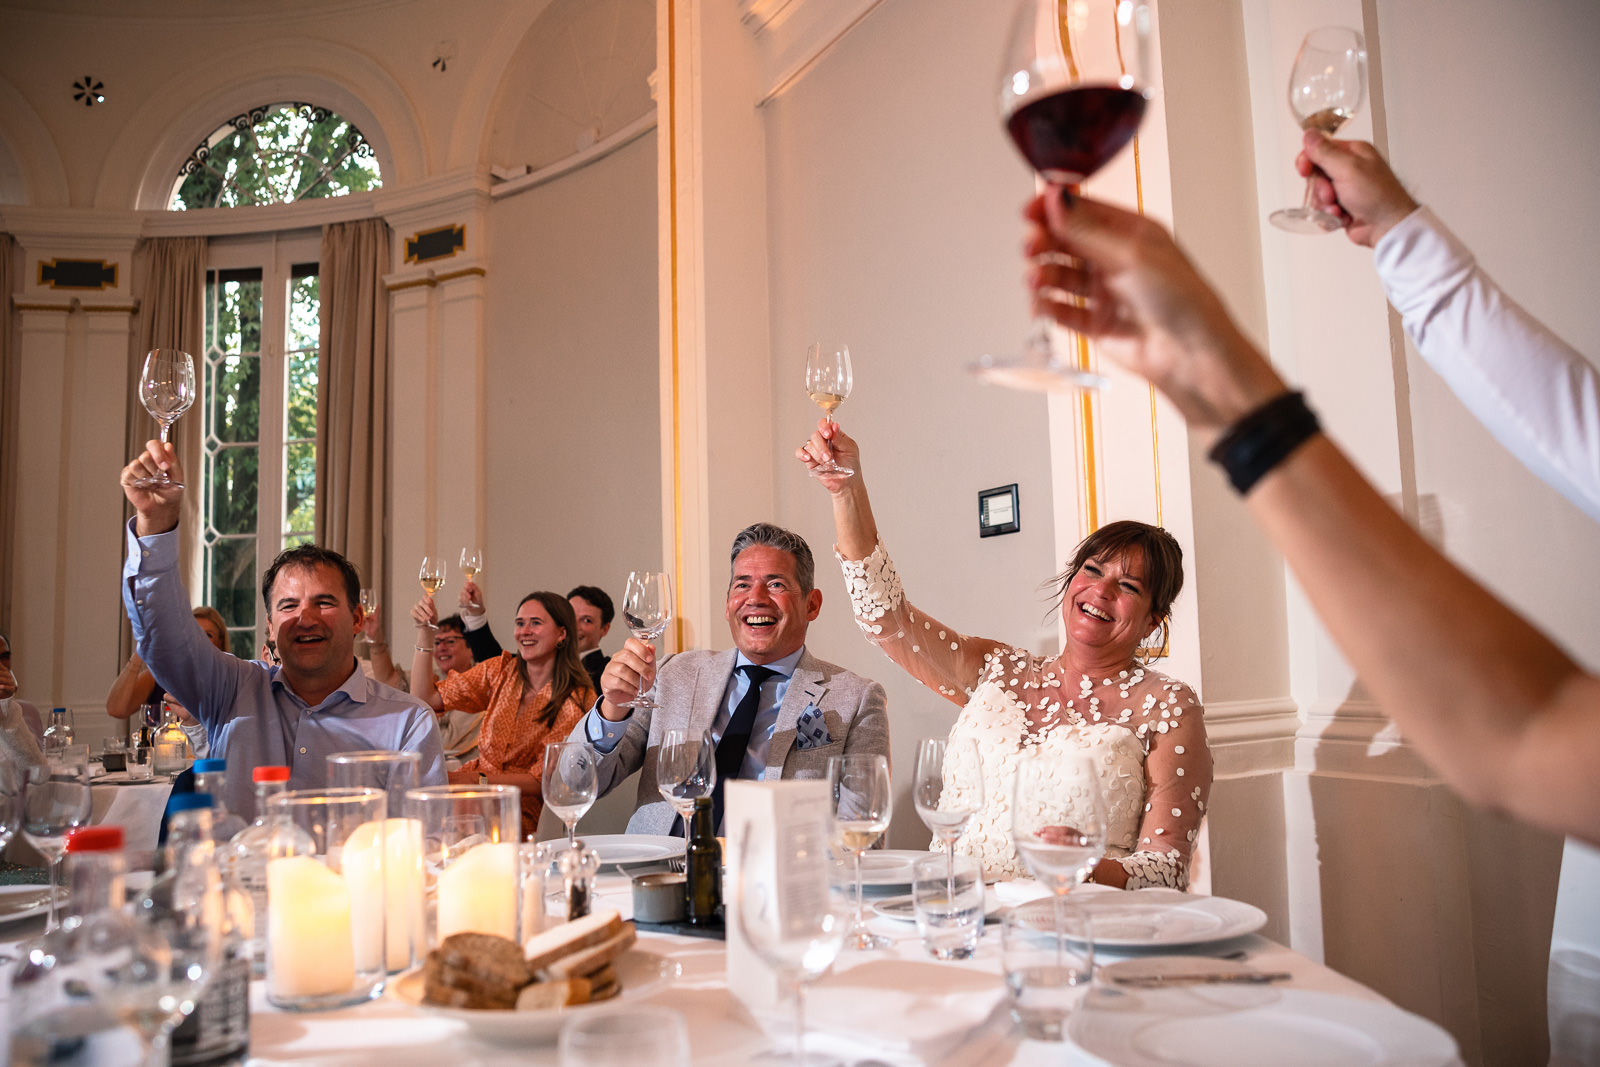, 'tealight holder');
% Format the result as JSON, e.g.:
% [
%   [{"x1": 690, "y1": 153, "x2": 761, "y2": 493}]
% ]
[
  {"x1": 407, "y1": 784, "x2": 521, "y2": 946},
  {"x1": 327, "y1": 751, "x2": 425, "y2": 973},
  {"x1": 264, "y1": 787, "x2": 388, "y2": 1010}
]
